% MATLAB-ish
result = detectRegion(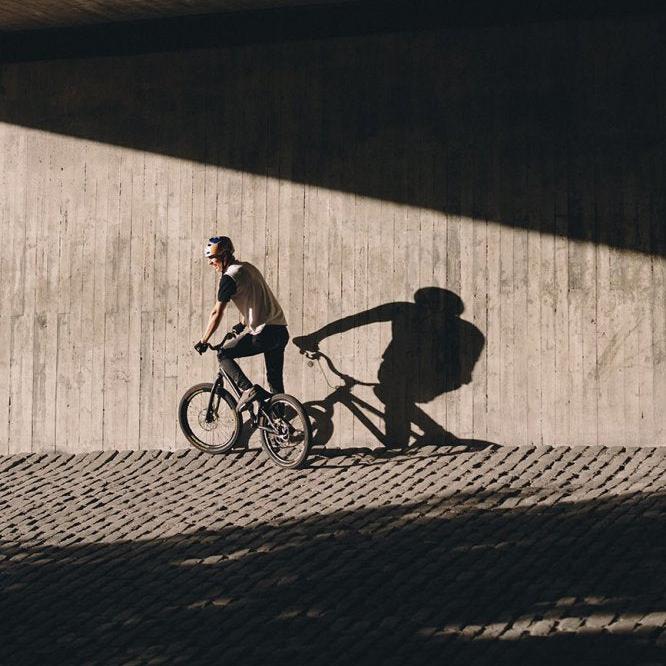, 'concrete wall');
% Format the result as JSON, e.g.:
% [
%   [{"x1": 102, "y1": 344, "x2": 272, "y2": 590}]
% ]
[{"x1": 0, "y1": 14, "x2": 664, "y2": 452}]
